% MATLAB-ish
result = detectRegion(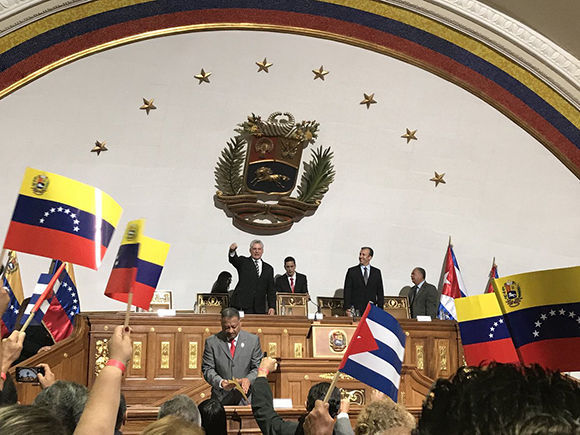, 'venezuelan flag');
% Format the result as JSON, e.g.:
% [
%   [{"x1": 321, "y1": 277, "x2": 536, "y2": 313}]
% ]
[
  {"x1": 105, "y1": 219, "x2": 144, "y2": 305},
  {"x1": 4, "y1": 168, "x2": 122, "y2": 270},
  {"x1": 493, "y1": 266, "x2": 580, "y2": 371},
  {"x1": 455, "y1": 293, "x2": 519, "y2": 366},
  {"x1": 132, "y1": 236, "x2": 170, "y2": 310},
  {"x1": 105, "y1": 220, "x2": 169, "y2": 311}
]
